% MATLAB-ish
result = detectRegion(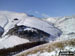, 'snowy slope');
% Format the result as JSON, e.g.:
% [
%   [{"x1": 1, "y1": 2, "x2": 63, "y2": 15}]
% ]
[
  {"x1": 0, "y1": 11, "x2": 62, "y2": 50},
  {"x1": 44, "y1": 16, "x2": 75, "y2": 40},
  {"x1": 0, "y1": 11, "x2": 62, "y2": 38},
  {"x1": 0, "y1": 11, "x2": 28, "y2": 36},
  {"x1": 0, "y1": 11, "x2": 75, "y2": 56},
  {"x1": 17, "y1": 17, "x2": 62, "y2": 38},
  {"x1": 0, "y1": 11, "x2": 31, "y2": 49},
  {"x1": 55, "y1": 16, "x2": 75, "y2": 34},
  {"x1": 0, "y1": 35, "x2": 29, "y2": 49},
  {"x1": 15, "y1": 16, "x2": 75, "y2": 56},
  {"x1": 55, "y1": 16, "x2": 75, "y2": 41},
  {"x1": 0, "y1": 15, "x2": 8, "y2": 27}
]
